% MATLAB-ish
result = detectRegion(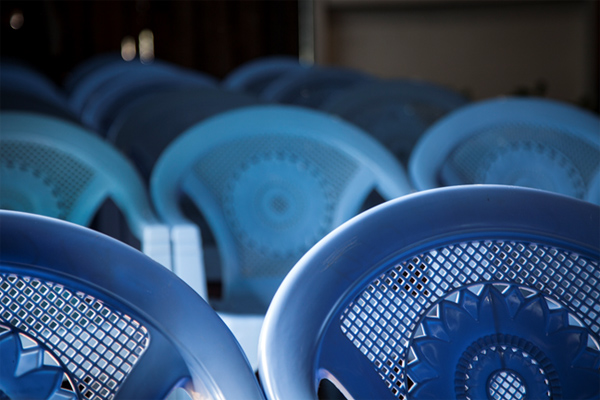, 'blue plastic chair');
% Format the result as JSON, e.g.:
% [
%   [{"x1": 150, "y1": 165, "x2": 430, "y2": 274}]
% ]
[
  {"x1": 63, "y1": 52, "x2": 124, "y2": 95},
  {"x1": 222, "y1": 55, "x2": 305, "y2": 97},
  {"x1": 1, "y1": 60, "x2": 76, "y2": 121},
  {"x1": 261, "y1": 65, "x2": 375, "y2": 109},
  {"x1": 78, "y1": 64, "x2": 217, "y2": 133},
  {"x1": 0, "y1": 210, "x2": 264, "y2": 400},
  {"x1": 150, "y1": 104, "x2": 412, "y2": 368},
  {"x1": 106, "y1": 87, "x2": 263, "y2": 183},
  {"x1": 409, "y1": 97, "x2": 600, "y2": 204},
  {"x1": 321, "y1": 79, "x2": 470, "y2": 166},
  {"x1": 258, "y1": 185, "x2": 600, "y2": 399},
  {"x1": 0, "y1": 111, "x2": 171, "y2": 269},
  {"x1": 68, "y1": 58, "x2": 217, "y2": 122}
]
